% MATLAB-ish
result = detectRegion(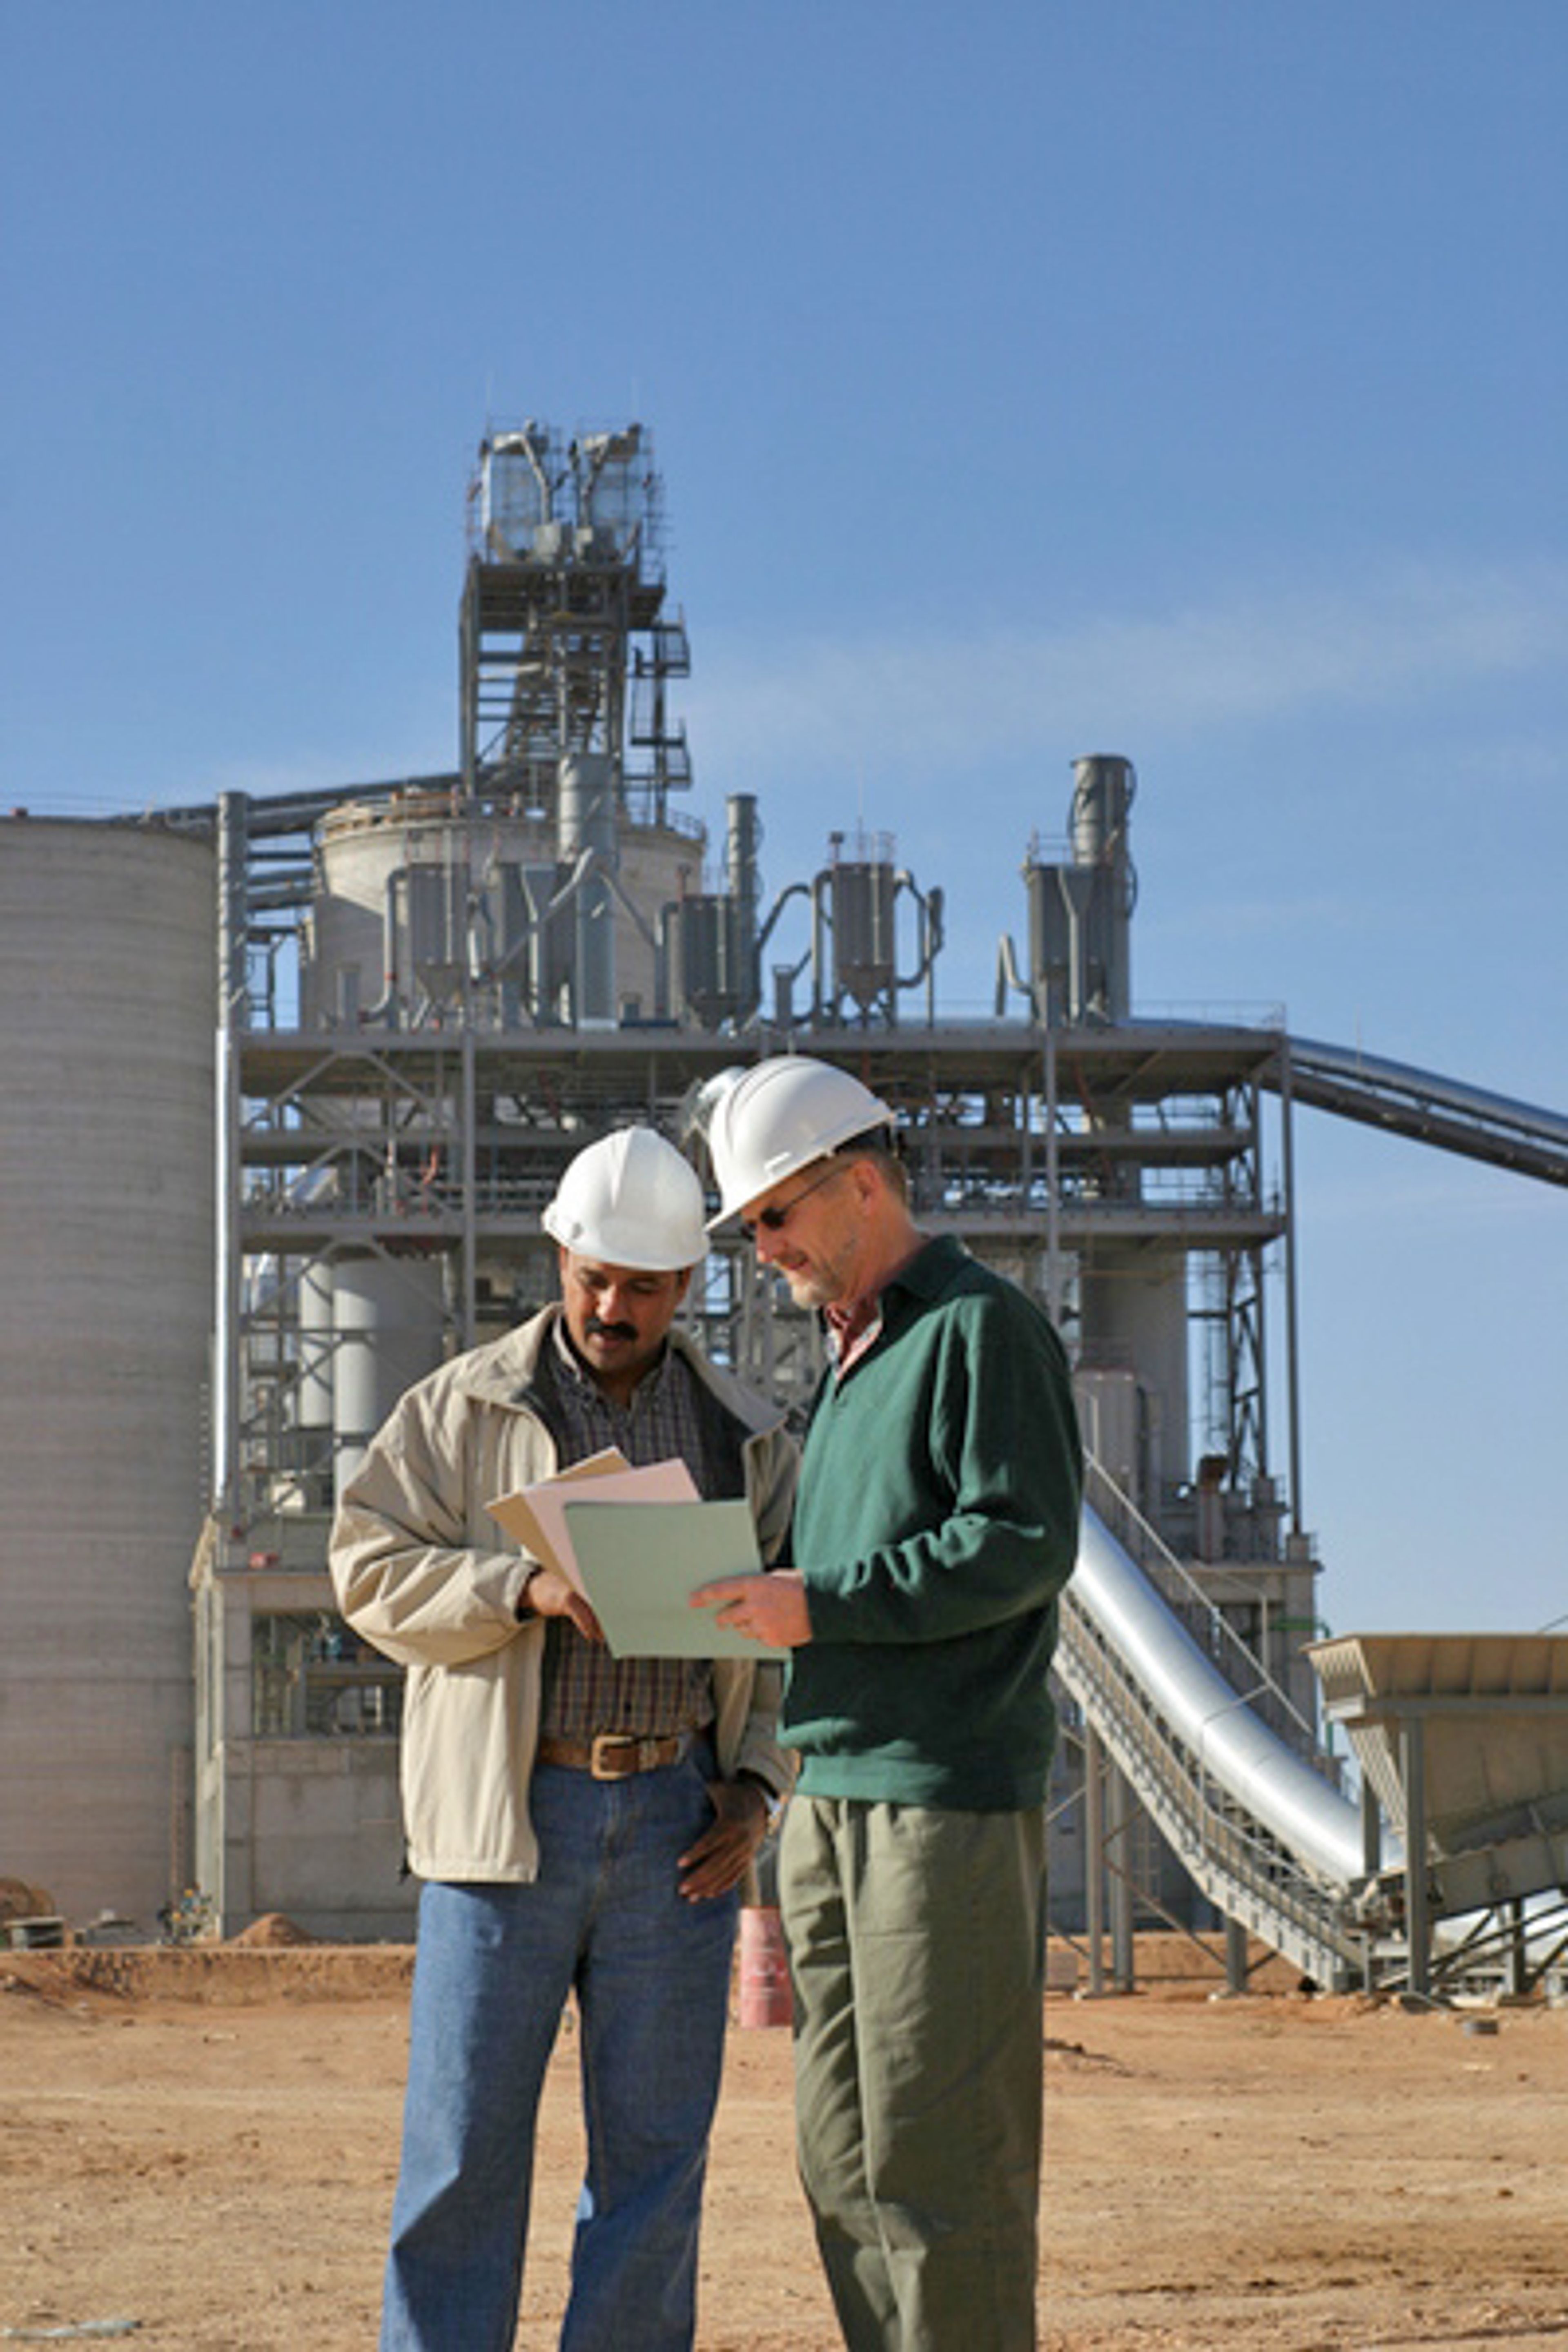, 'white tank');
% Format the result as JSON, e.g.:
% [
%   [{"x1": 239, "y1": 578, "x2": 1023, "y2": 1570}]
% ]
[
  {"x1": 303, "y1": 795, "x2": 702, "y2": 1029},
  {"x1": 331, "y1": 1251, "x2": 448, "y2": 1501},
  {"x1": 0, "y1": 818, "x2": 215, "y2": 1930},
  {"x1": 1080, "y1": 1256, "x2": 1191, "y2": 1497}
]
